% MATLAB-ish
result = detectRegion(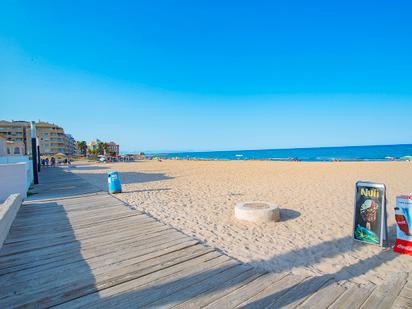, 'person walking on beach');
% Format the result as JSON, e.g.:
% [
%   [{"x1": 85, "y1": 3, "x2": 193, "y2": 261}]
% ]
[{"x1": 50, "y1": 157, "x2": 56, "y2": 167}]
